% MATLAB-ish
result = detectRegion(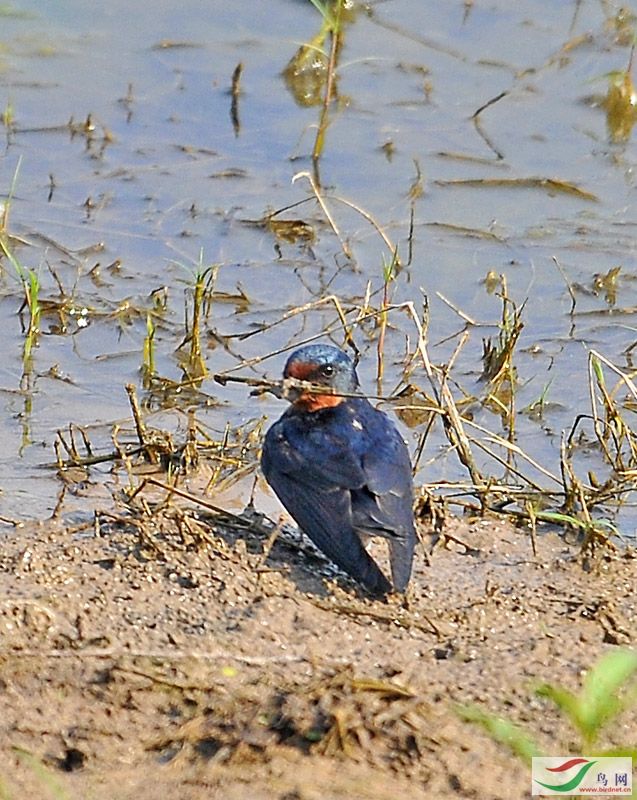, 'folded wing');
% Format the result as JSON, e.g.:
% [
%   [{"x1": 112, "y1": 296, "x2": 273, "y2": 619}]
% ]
[
  {"x1": 262, "y1": 424, "x2": 392, "y2": 594},
  {"x1": 353, "y1": 424, "x2": 416, "y2": 592}
]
